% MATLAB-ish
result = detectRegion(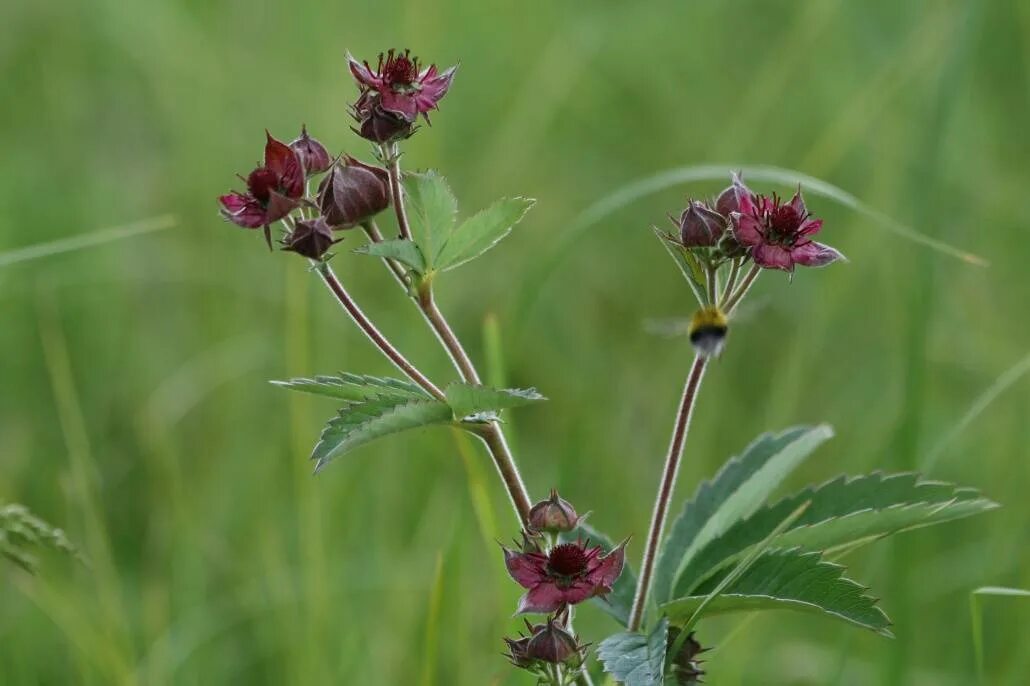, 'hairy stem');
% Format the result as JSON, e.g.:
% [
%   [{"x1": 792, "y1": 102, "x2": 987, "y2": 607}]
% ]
[
  {"x1": 382, "y1": 143, "x2": 414, "y2": 241},
  {"x1": 379, "y1": 150, "x2": 534, "y2": 526},
  {"x1": 718, "y1": 258, "x2": 742, "y2": 308},
  {"x1": 314, "y1": 261, "x2": 444, "y2": 401},
  {"x1": 722, "y1": 263, "x2": 761, "y2": 313},
  {"x1": 627, "y1": 353, "x2": 708, "y2": 631}
]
